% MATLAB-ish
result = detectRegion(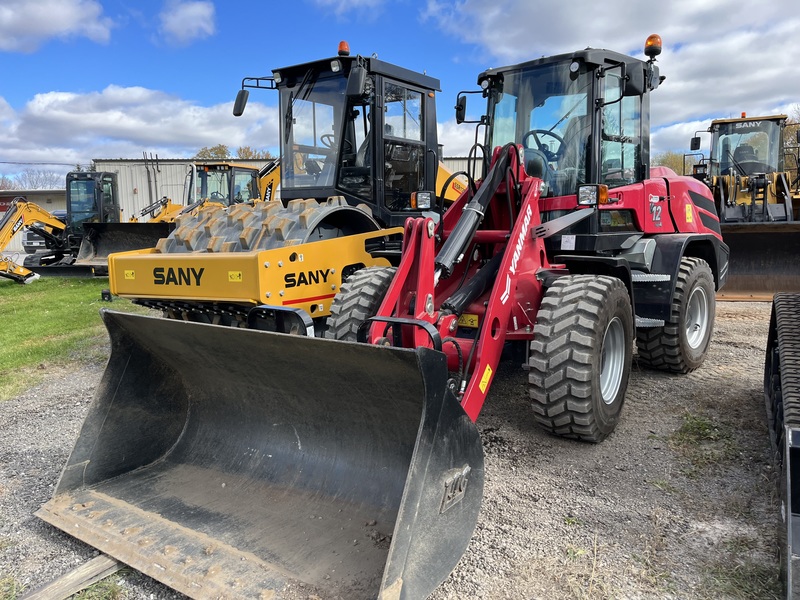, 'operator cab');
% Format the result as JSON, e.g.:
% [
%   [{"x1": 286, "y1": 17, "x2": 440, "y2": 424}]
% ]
[
  {"x1": 707, "y1": 115, "x2": 786, "y2": 177},
  {"x1": 234, "y1": 43, "x2": 443, "y2": 228},
  {"x1": 458, "y1": 38, "x2": 662, "y2": 199},
  {"x1": 184, "y1": 163, "x2": 260, "y2": 206},
  {"x1": 66, "y1": 172, "x2": 120, "y2": 249}
]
